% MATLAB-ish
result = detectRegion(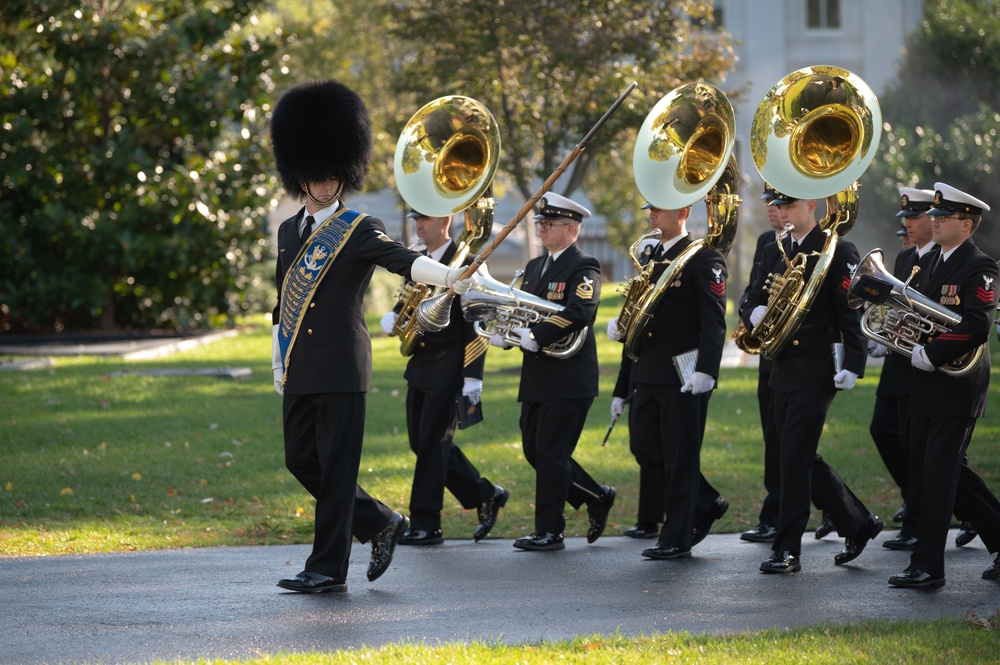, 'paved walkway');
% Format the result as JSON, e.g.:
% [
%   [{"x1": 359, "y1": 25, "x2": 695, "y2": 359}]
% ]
[{"x1": 2, "y1": 529, "x2": 997, "y2": 664}]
